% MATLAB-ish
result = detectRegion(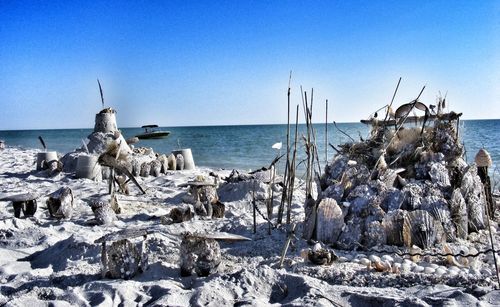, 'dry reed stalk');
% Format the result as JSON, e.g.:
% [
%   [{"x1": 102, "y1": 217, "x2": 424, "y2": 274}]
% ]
[
  {"x1": 278, "y1": 72, "x2": 292, "y2": 224},
  {"x1": 325, "y1": 99, "x2": 328, "y2": 164},
  {"x1": 286, "y1": 105, "x2": 299, "y2": 224}
]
